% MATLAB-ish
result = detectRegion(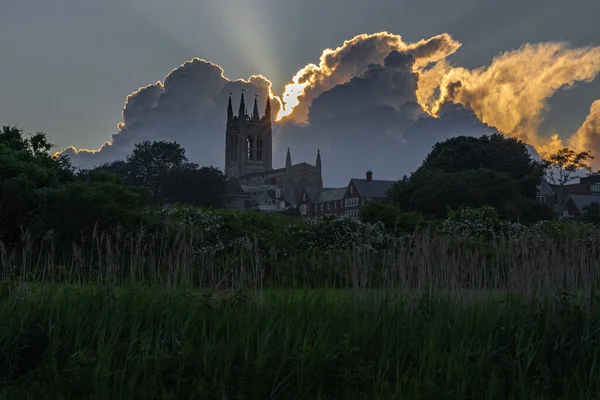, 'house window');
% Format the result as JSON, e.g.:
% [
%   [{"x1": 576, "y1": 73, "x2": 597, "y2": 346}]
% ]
[
  {"x1": 334, "y1": 201, "x2": 337, "y2": 209},
  {"x1": 350, "y1": 185, "x2": 354, "y2": 194},
  {"x1": 320, "y1": 203, "x2": 324, "y2": 211},
  {"x1": 537, "y1": 196, "x2": 546, "y2": 204},
  {"x1": 592, "y1": 184, "x2": 600, "y2": 195},
  {"x1": 300, "y1": 205, "x2": 307, "y2": 215}
]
